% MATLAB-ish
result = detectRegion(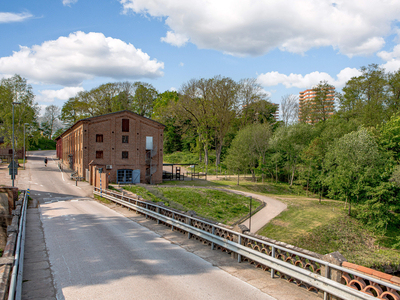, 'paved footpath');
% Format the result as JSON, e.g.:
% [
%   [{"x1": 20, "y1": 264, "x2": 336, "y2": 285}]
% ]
[{"x1": 22, "y1": 207, "x2": 57, "y2": 300}]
